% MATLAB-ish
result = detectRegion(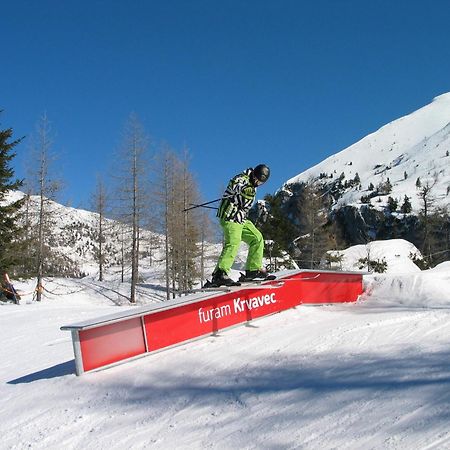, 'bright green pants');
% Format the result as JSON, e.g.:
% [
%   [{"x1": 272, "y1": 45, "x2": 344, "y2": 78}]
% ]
[{"x1": 216, "y1": 219, "x2": 264, "y2": 274}]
